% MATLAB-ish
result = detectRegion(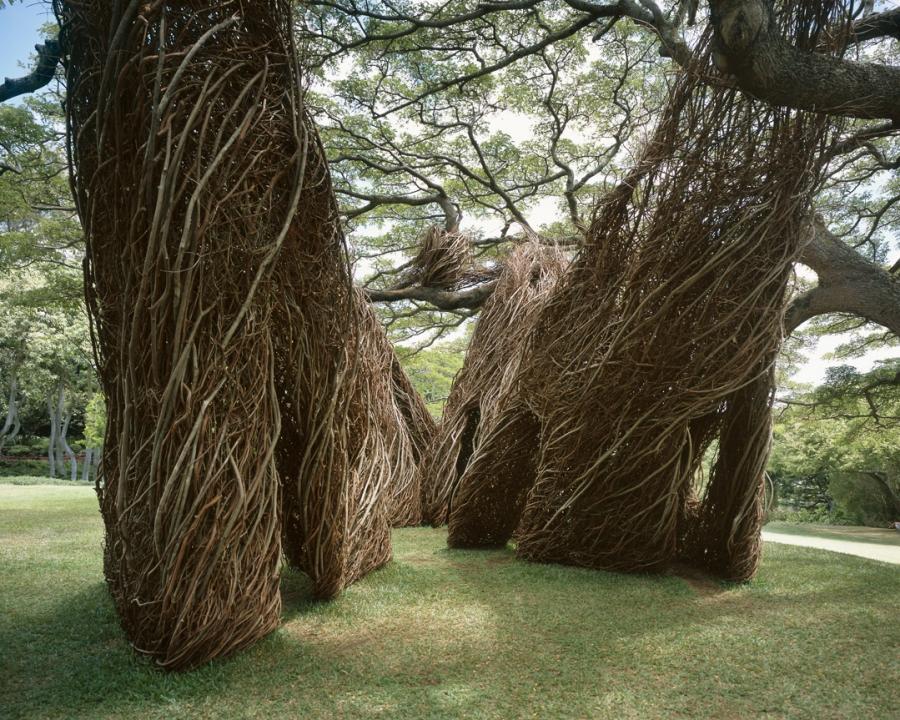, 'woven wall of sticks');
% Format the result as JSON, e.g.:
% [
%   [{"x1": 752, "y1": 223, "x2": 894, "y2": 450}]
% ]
[
  {"x1": 58, "y1": 0, "x2": 428, "y2": 669},
  {"x1": 420, "y1": 242, "x2": 568, "y2": 526},
  {"x1": 447, "y1": 1, "x2": 848, "y2": 582}
]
